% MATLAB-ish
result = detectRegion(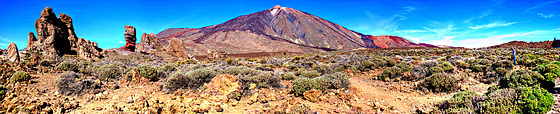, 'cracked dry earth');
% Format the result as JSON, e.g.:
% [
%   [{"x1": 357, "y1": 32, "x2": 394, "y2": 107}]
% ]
[{"x1": 3, "y1": 69, "x2": 559, "y2": 113}]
